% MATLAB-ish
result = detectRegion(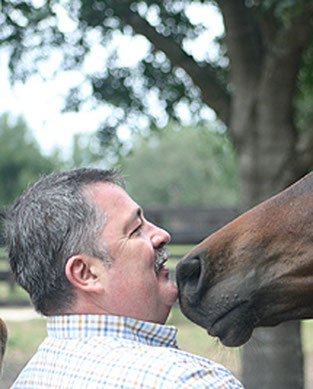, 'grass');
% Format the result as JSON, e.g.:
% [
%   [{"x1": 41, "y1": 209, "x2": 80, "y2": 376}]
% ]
[
  {"x1": 302, "y1": 320, "x2": 313, "y2": 352},
  {"x1": 5, "y1": 319, "x2": 46, "y2": 362},
  {"x1": 0, "y1": 284, "x2": 29, "y2": 302}
]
